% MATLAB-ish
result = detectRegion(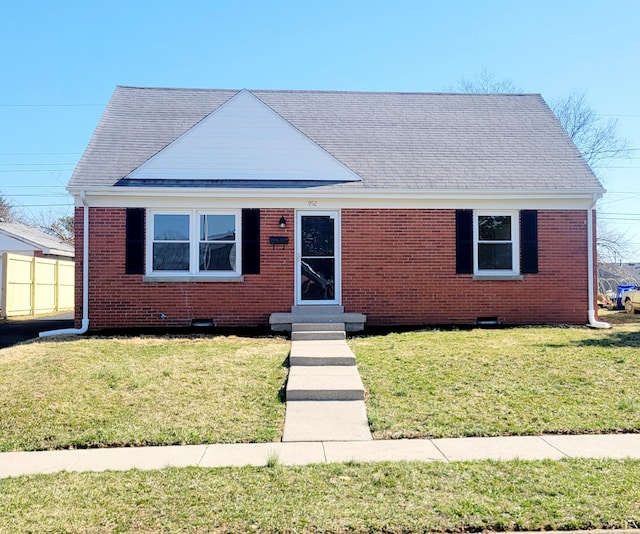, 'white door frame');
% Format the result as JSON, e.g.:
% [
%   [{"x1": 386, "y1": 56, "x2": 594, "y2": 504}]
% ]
[{"x1": 295, "y1": 210, "x2": 341, "y2": 306}]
